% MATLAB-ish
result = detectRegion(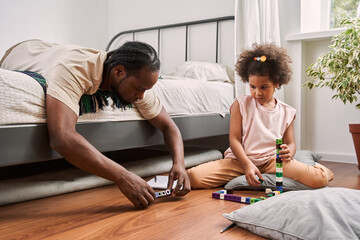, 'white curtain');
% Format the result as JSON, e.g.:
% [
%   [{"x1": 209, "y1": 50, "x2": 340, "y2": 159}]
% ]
[{"x1": 234, "y1": 0, "x2": 283, "y2": 101}]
